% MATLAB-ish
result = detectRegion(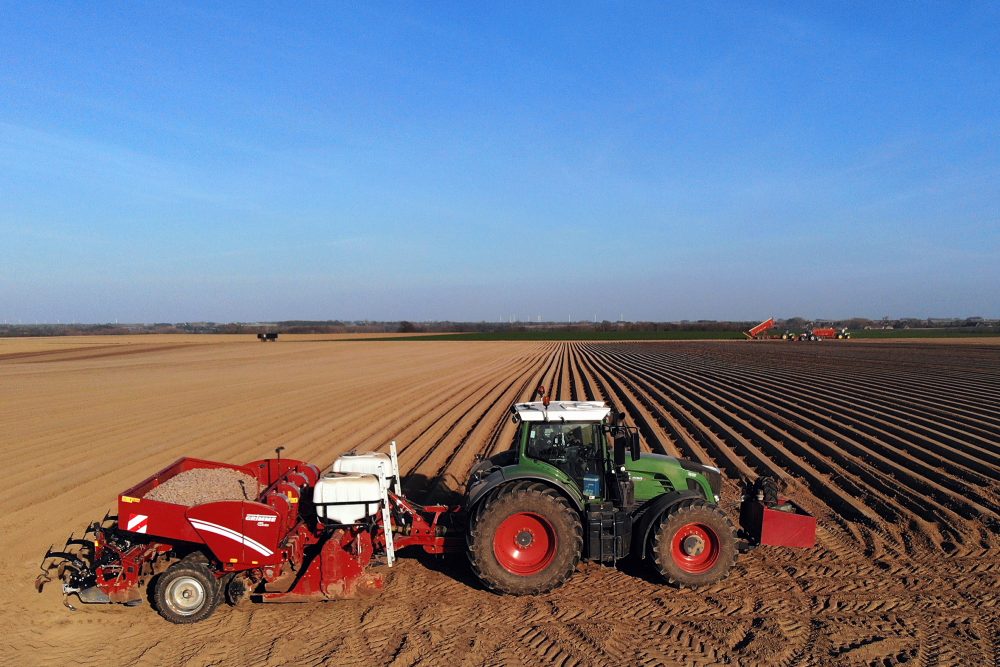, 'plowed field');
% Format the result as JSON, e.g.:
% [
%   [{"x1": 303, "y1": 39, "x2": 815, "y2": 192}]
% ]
[{"x1": 1, "y1": 337, "x2": 997, "y2": 666}]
